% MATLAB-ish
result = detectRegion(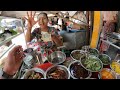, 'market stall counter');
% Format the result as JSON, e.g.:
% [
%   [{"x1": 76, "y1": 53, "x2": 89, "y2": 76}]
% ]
[{"x1": 15, "y1": 45, "x2": 120, "y2": 79}]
